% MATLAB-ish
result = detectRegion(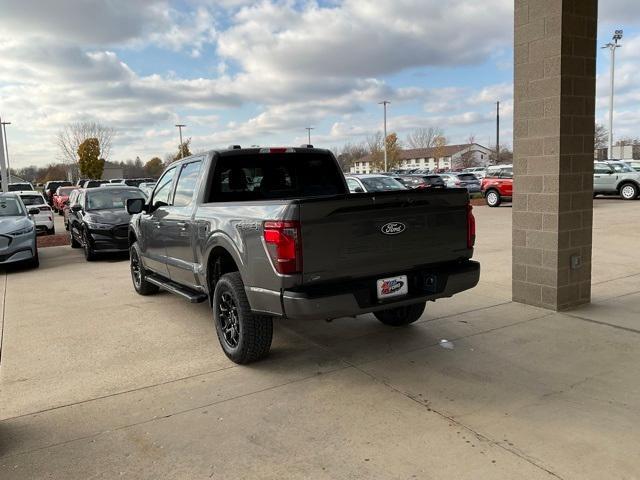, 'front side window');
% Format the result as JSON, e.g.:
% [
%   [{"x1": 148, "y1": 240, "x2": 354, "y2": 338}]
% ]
[
  {"x1": 173, "y1": 161, "x2": 203, "y2": 207},
  {"x1": 347, "y1": 178, "x2": 362, "y2": 193},
  {"x1": 152, "y1": 167, "x2": 177, "y2": 208},
  {"x1": 610, "y1": 162, "x2": 634, "y2": 173},
  {"x1": 0, "y1": 198, "x2": 24, "y2": 216}
]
